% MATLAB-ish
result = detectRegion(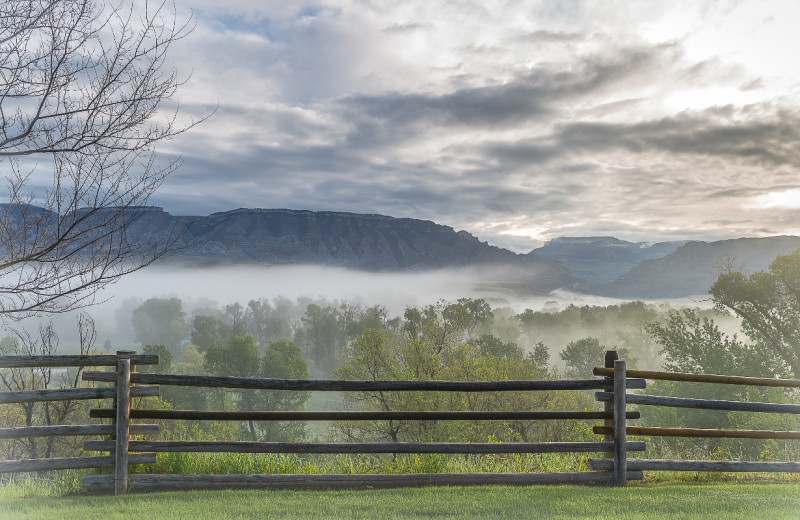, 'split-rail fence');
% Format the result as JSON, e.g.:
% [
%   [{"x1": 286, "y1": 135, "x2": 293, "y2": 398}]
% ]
[{"x1": 1, "y1": 350, "x2": 798, "y2": 494}]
